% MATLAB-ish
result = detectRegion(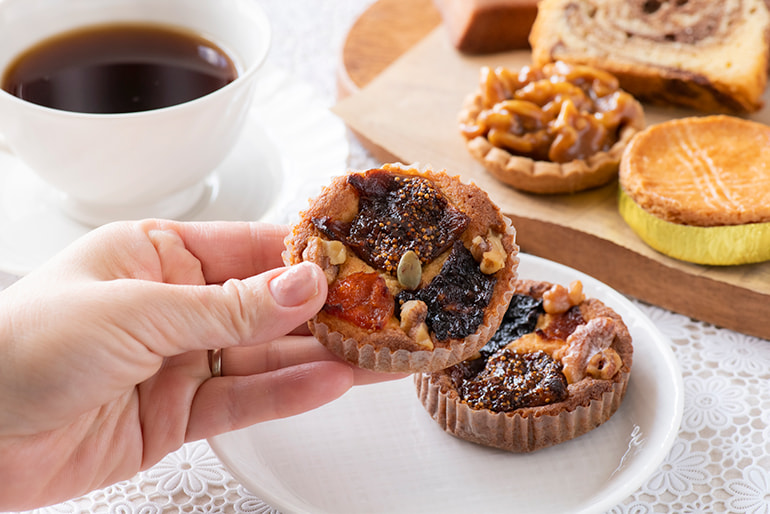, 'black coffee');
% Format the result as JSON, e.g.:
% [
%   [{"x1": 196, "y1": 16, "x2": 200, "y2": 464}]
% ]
[{"x1": 1, "y1": 23, "x2": 238, "y2": 114}]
